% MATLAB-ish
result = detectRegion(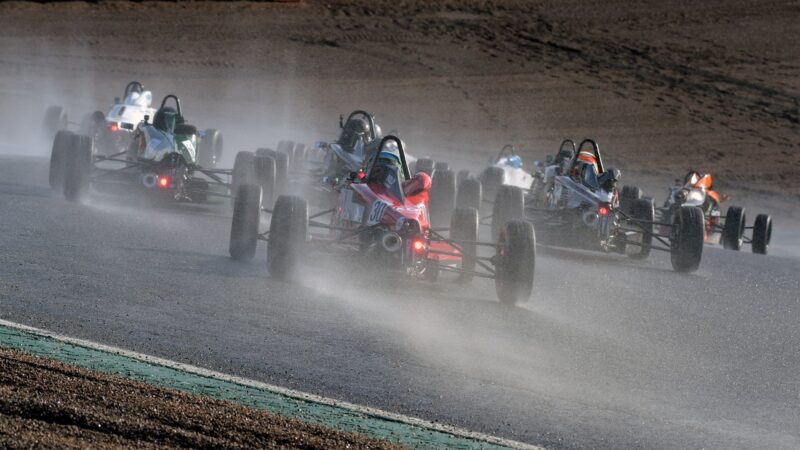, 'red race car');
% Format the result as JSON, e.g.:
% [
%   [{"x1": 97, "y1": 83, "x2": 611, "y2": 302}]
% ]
[{"x1": 228, "y1": 135, "x2": 537, "y2": 305}]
